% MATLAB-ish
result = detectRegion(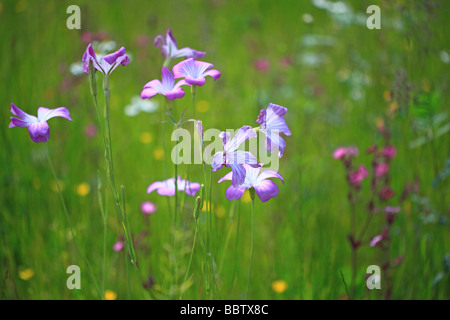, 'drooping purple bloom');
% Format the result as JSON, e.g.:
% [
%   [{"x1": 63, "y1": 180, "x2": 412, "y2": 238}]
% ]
[
  {"x1": 147, "y1": 176, "x2": 201, "y2": 196},
  {"x1": 9, "y1": 103, "x2": 72, "y2": 143},
  {"x1": 141, "y1": 67, "x2": 187, "y2": 100},
  {"x1": 154, "y1": 29, "x2": 205, "y2": 60},
  {"x1": 218, "y1": 164, "x2": 284, "y2": 202},
  {"x1": 82, "y1": 43, "x2": 130, "y2": 75},
  {"x1": 173, "y1": 58, "x2": 221, "y2": 86},
  {"x1": 113, "y1": 240, "x2": 124, "y2": 252},
  {"x1": 211, "y1": 126, "x2": 258, "y2": 187},
  {"x1": 256, "y1": 103, "x2": 291, "y2": 158}
]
